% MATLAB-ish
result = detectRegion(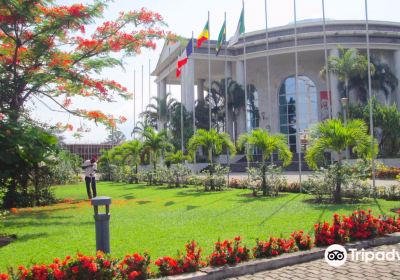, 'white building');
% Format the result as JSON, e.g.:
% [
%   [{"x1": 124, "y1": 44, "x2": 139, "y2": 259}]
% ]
[{"x1": 152, "y1": 20, "x2": 400, "y2": 154}]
